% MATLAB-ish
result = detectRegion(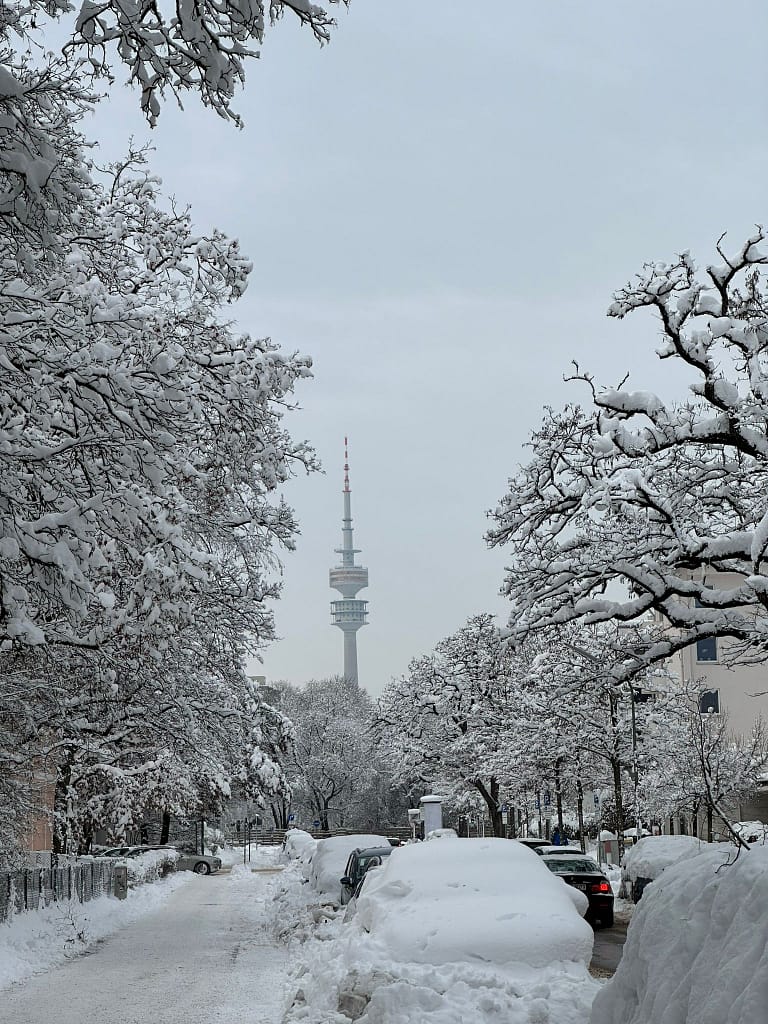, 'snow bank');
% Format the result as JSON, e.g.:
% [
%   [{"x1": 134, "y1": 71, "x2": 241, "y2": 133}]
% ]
[
  {"x1": 591, "y1": 844, "x2": 768, "y2": 1024},
  {"x1": 0, "y1": 872, "x2": 191, "y2": 991},
  {"x1": 621, "y1": 834, "x2": 709, "y2": 883},
  {"x1": 732, "y1": 820, "x2": 768, "y2": 843},
  {"x1": 309, "y1": 834, "x2": 390, "y2": 899},
  {"x1": 124, "y1": 848, "x2": 178, "y2": 884},
  {"x1": 356, "y1": 838, "x2": 593, "y2": 969}
]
